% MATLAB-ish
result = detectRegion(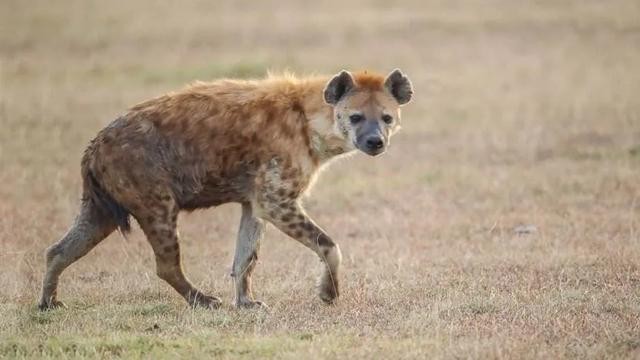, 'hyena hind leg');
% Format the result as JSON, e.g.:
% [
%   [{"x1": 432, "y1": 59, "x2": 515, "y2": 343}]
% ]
[
  {"x1": 231, "y1": 202, "x2": 266, "y2": 308},
  {"x1": 137, "y1": 206, "x2": 222, "y2": 310},
  {"x1": 39, "y1": 201, "x2": 117, "y2": 310}
]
